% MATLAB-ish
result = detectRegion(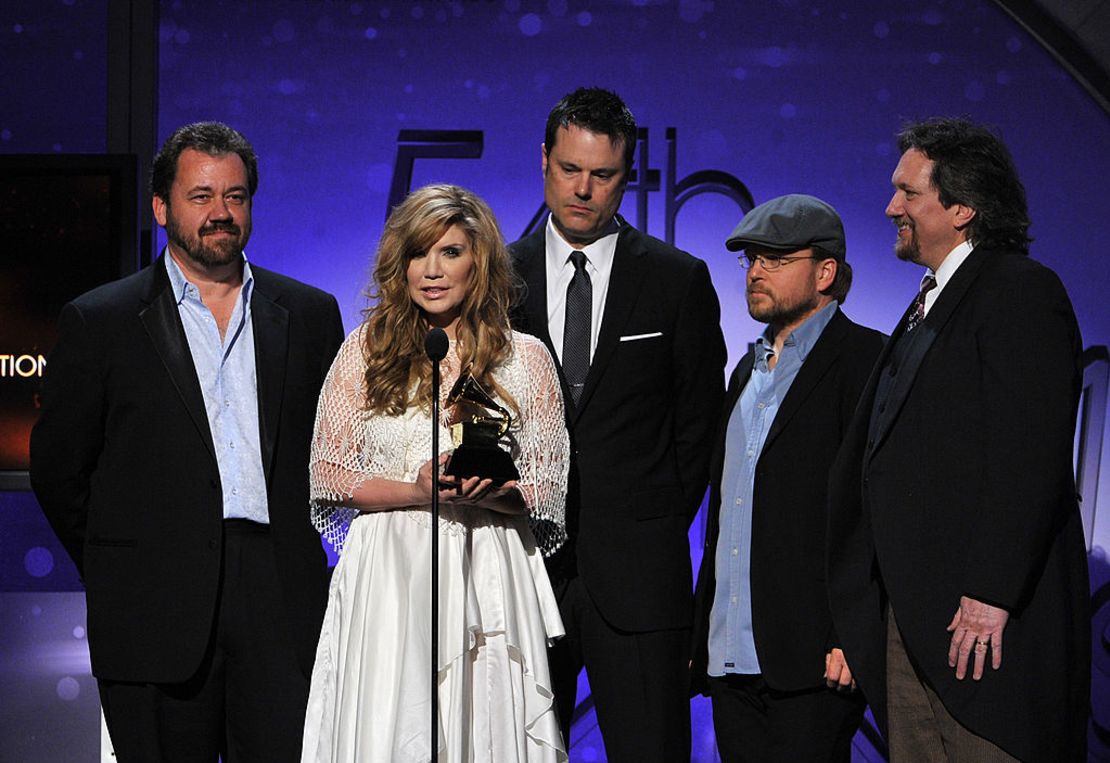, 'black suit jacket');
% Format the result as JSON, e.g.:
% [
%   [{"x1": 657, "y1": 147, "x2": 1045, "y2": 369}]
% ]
[
  {"x1": 826, "y1": 247, "x2": 1089, "y2": 762},
  {"x1": 691, "y1": 309, "x2": 883, "y2": 693},
  {"x1": 509, "y1": 220, "x2": 726, "y2": 631},
  {"x1": 30, "y1": 255, "x2": 344, "y2": 683}
]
